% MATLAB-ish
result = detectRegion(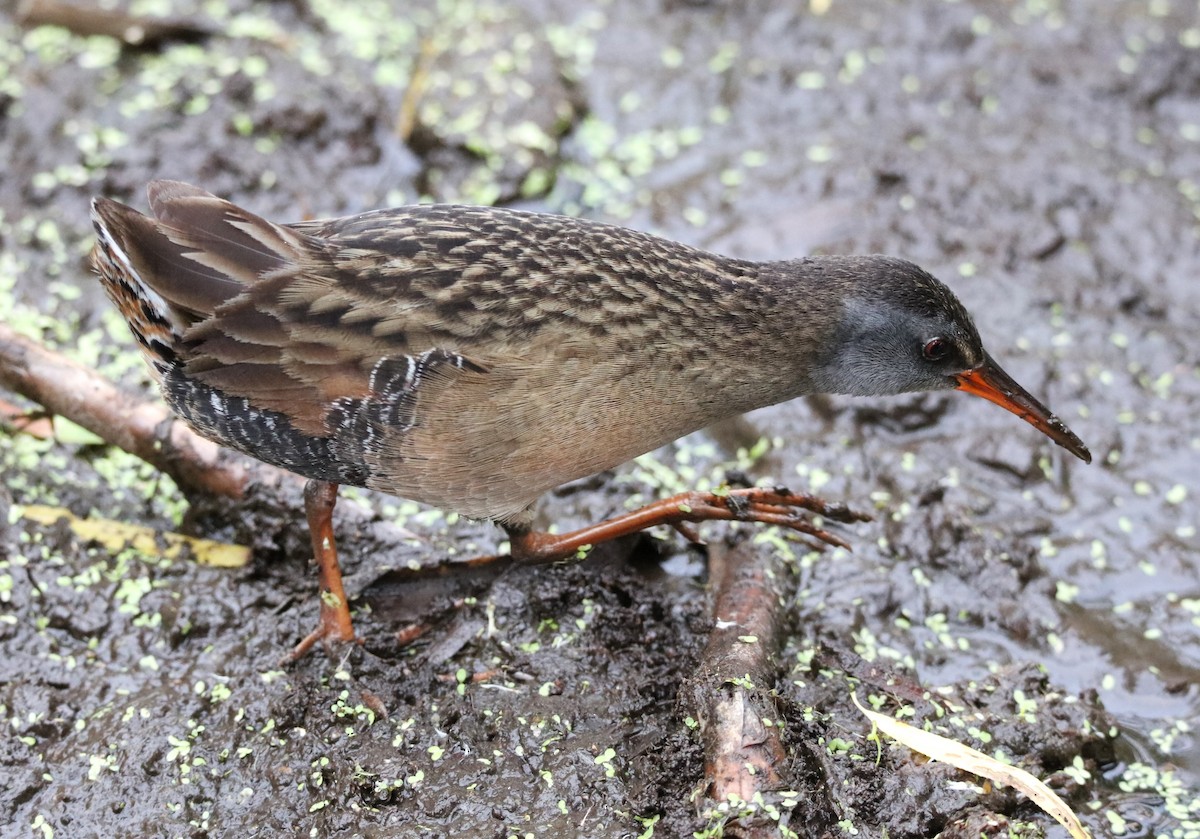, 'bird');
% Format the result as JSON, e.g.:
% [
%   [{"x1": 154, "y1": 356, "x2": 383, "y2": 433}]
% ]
[{"x1": 88, "y1": 180, "x2": 1091, "y2": 659}]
